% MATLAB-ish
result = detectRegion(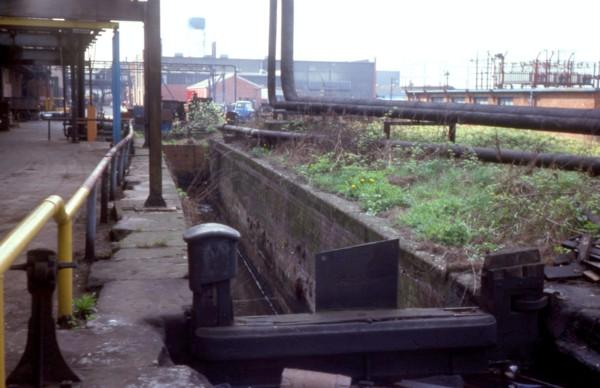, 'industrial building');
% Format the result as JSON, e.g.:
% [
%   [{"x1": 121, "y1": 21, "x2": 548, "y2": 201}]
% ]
[{"x1": 405, "y1": 87, "x2": 600, "y2": 109}]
